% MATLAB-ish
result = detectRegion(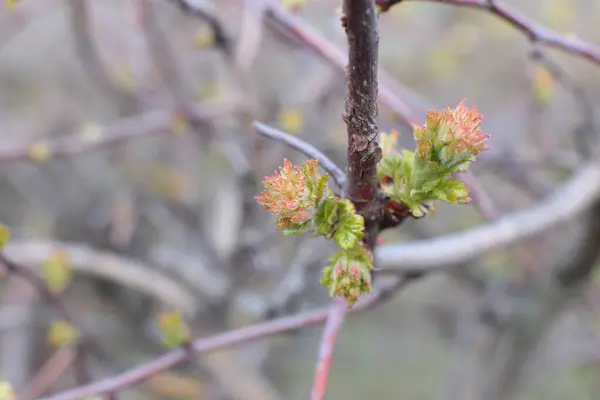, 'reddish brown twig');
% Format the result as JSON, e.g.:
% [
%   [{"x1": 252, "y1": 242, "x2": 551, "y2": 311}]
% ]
[
  {"x1": 379, "y1": 0, "x2": 600, "y2": 67},
  {"x1": 19, "y1": 347, "x2": 76, "y2": 400},
  {"x1": 39, "y1": 277, "x2": 410, "y2": 400},
  {"x1": 310, "y1": 297, "x2": 348, "y2": 400}
]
